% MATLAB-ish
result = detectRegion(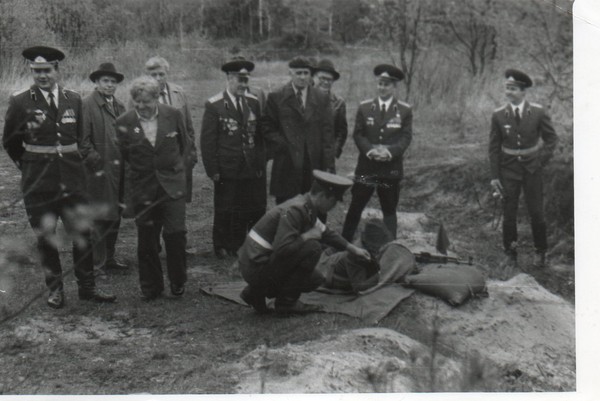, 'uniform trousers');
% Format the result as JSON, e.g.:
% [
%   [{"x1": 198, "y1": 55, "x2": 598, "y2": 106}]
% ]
[
  {"x1": 91, "y1": 218, "x2": 121, "y2": 270},
  {"x1": 134, "y1": 186, "x2": 187, "y2": 297},
  {"x1": 23, "y1": 191, "x2": 95, "y2": 291},
  {"x1": 501, "y1": 168, "x2": 547, "y2": 253},
  {"x1": 342, "y1": 178, "x2": 400, "y2": 241},
  {"x1": 239, "y1": 238, "x2": 325, "y2": 302},
  {"x1": 213, "y1": 176, "x2": 266, "y2": 254}
]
